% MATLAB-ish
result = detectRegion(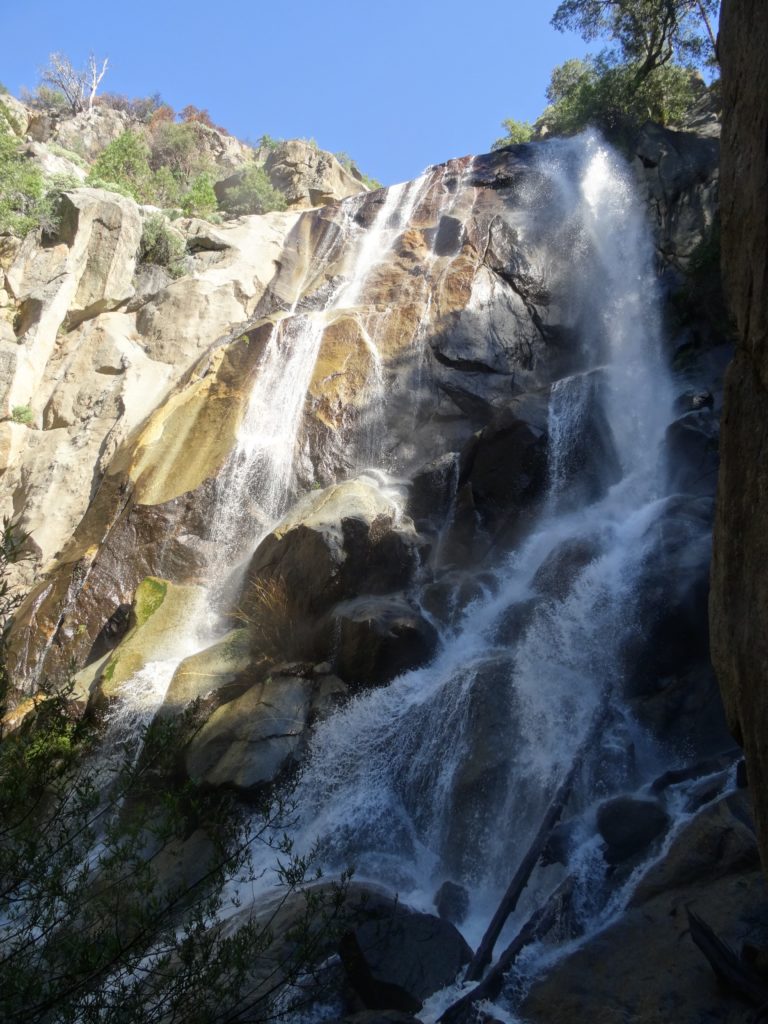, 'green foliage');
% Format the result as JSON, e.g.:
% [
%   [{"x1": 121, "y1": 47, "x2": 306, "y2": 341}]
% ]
[
  {"x1": 150, "y1": 165, "x2": 183, "y2": 208},
  {"x1": 0, "y1": 685, "x2": 352, "y2": 1023},
  {"x1": 216, "y1": 164, "x2": 287, "y2": 217},
  {"x1": 0, "y1": 83, "x2": 8, "y2": 95},
  {"x1": 87, "y1": 130, "x2": 153, "y2": 202},
  {"x1": 181, "y1": 172, "x2": 217, "y2": 218},
  {"x1": 551, "y1": 0, "x2": 719, "y2": 75},
  {"x1": 22, "y1": 84, "x2": 71, "y2": 113},
  {"x1": 48, "y1": 142, "x2": 88, "y2": 168},
  {"x1": 536, "y1": 55, "x2": 704, "y2": 140},
  {"x1": 0, "y1": 119, "x2": 47, "y2": 236},
  {"x1": 149, "y1": 121, "x2": 204, "y2": 180},
  {"x1": 11, "y1": 405, "x2": 33, "y2": 425},
  {"x1": 256, "y1": 133, "x2": 281, "y2": 150},
  {"x1": 491, "y1": 118, "x2": 535, "y2": 150},
  {"x1": 138, "y1": 214, "x2": 186, "y2": 278}
]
